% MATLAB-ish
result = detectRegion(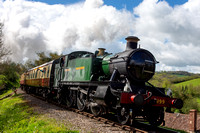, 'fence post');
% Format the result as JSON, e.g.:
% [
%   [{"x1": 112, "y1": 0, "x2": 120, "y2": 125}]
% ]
[{"x1": 189, "y1": 109, "x2": 197, "y2": 133}]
